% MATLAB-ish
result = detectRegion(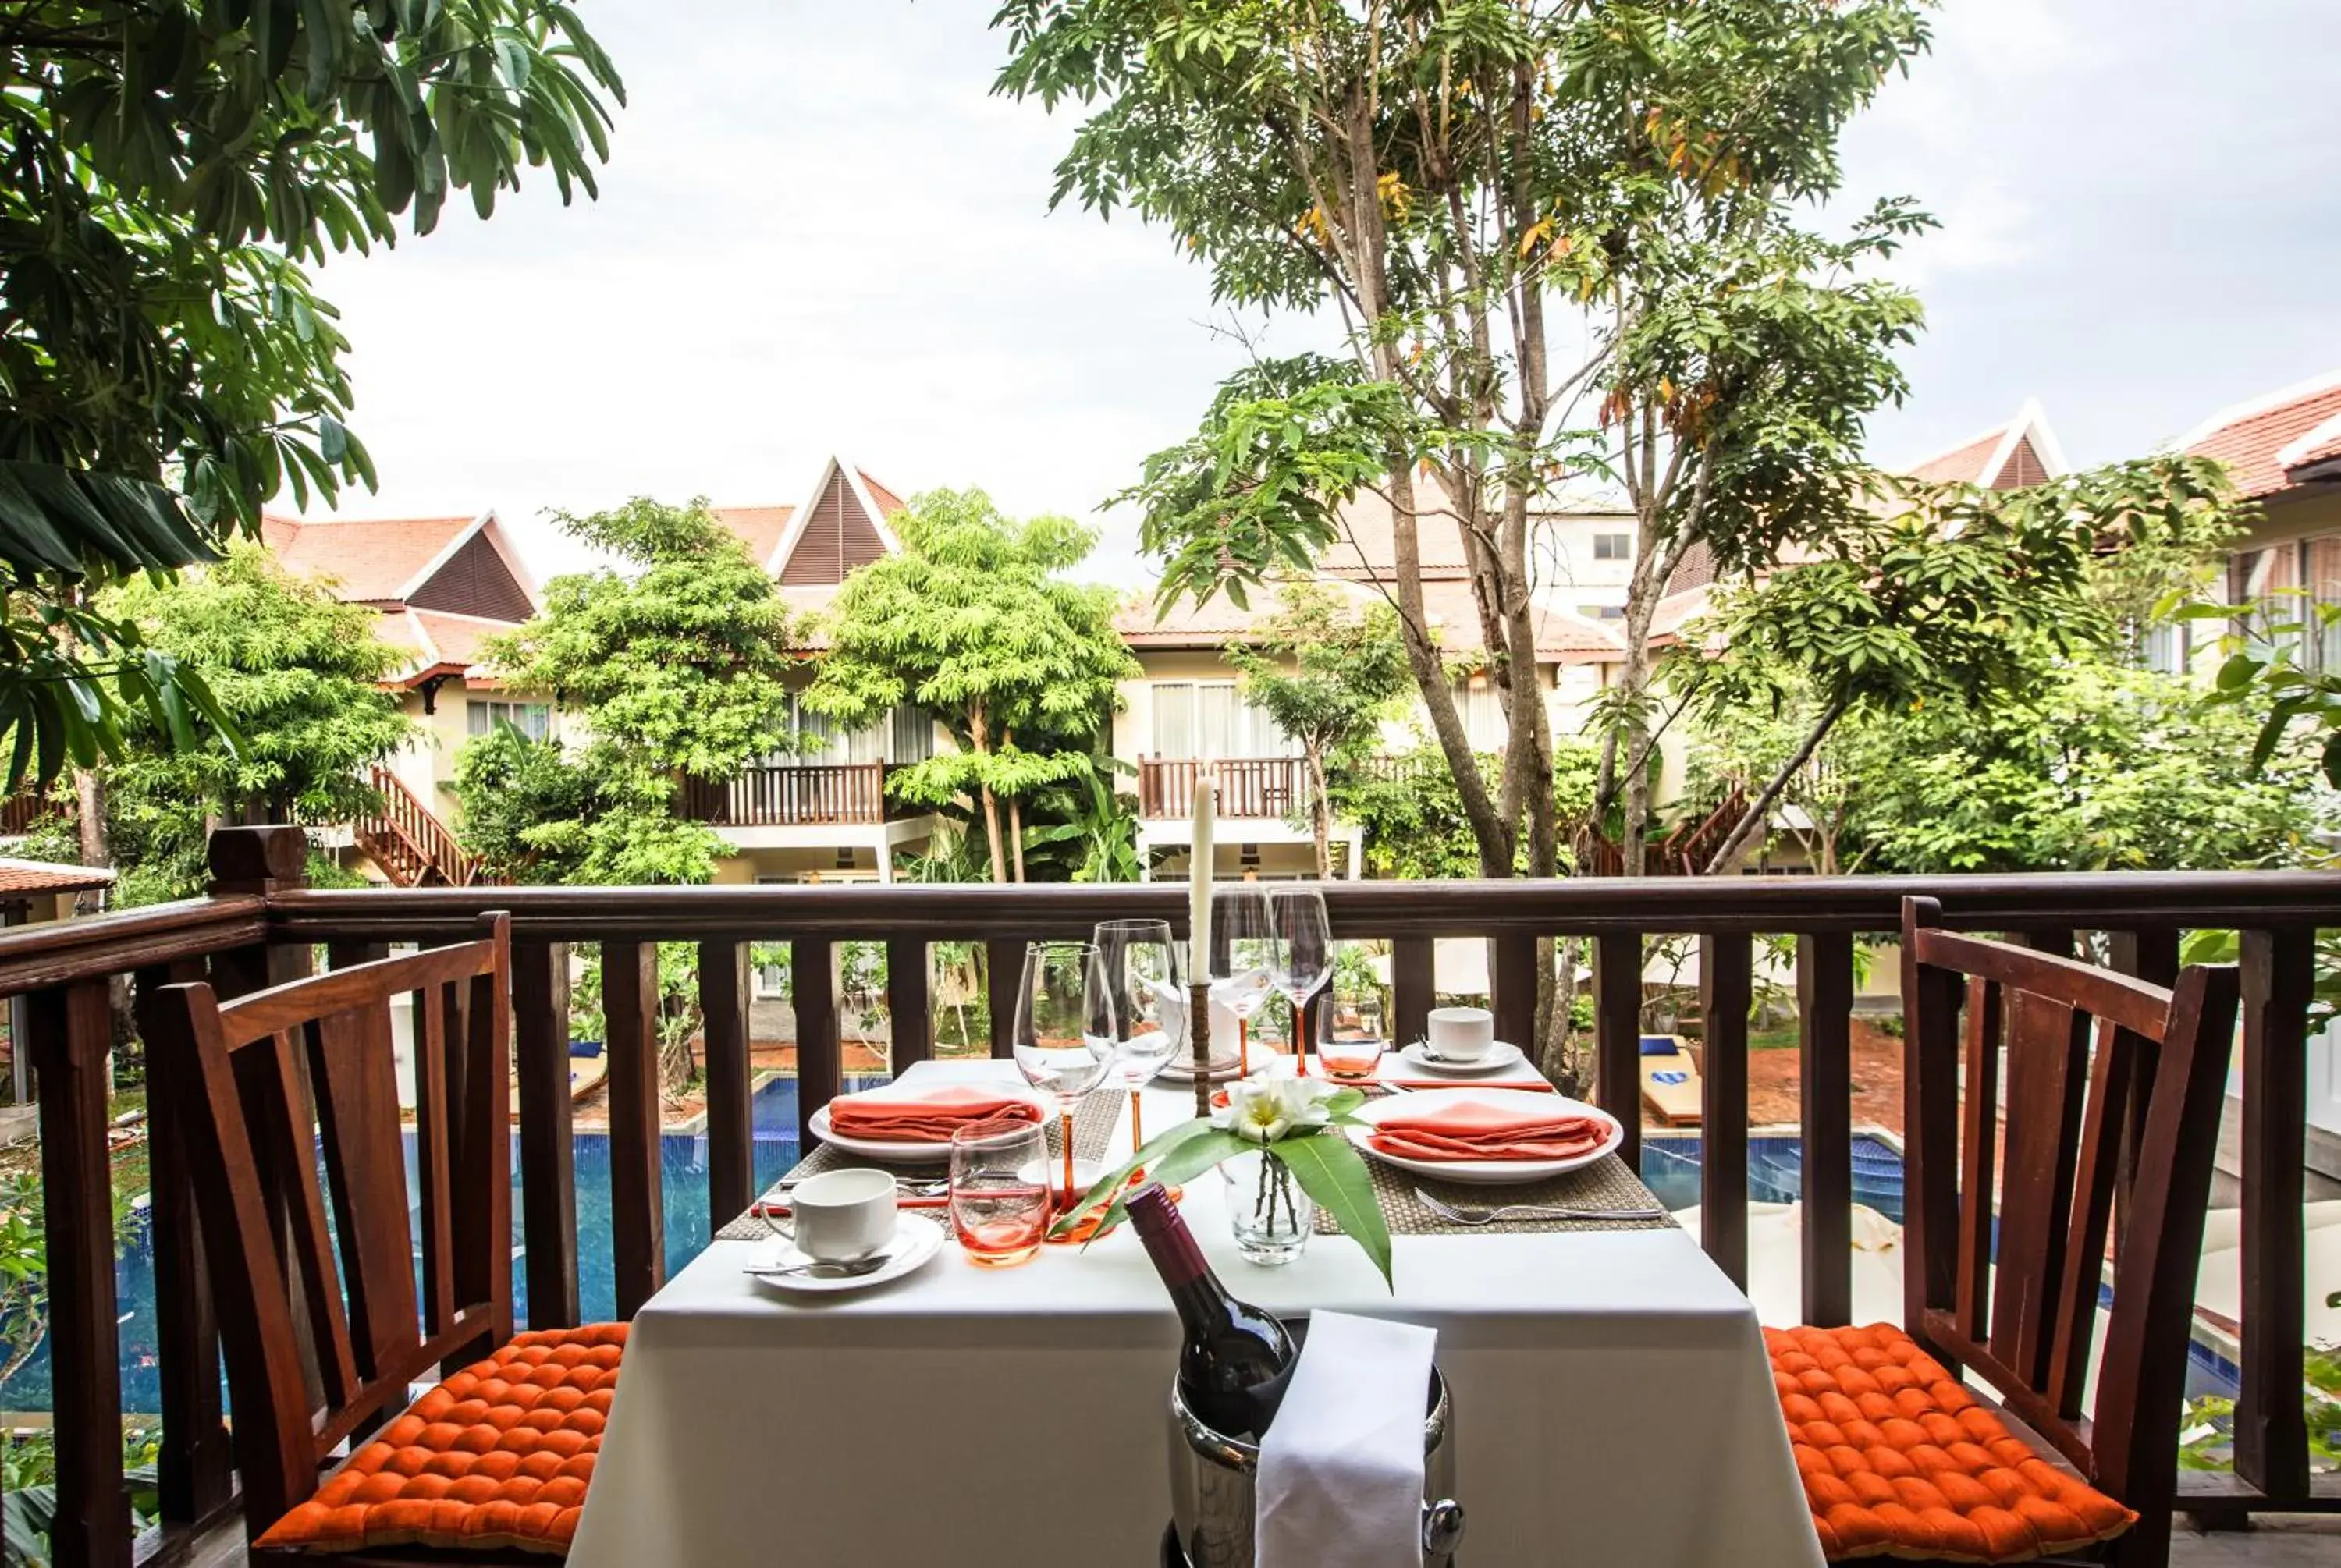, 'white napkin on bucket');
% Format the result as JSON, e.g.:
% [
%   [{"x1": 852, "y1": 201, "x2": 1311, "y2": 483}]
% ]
[{"x1": 1256, "y1": 1311, "x2": 1437, "y2": 1568}]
